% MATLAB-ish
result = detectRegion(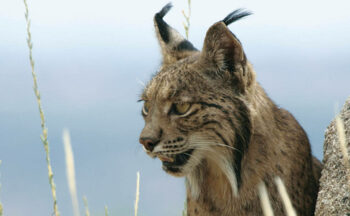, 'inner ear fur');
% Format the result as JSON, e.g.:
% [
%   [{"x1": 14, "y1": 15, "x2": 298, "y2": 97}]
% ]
[
  {"x1": 154, "y1": 3, "x2": 198, "y2": 66},
  {"x1": 200, "y1": 22, "x2": 253, "y2": 92},
  {"x1": 201, "y1": 22, "x2": 245, "y2": 71}
]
